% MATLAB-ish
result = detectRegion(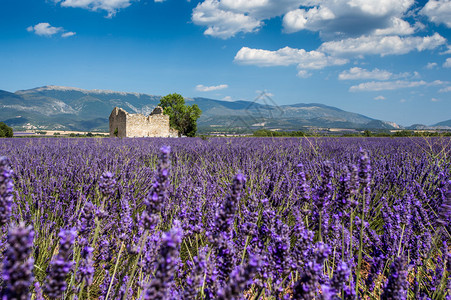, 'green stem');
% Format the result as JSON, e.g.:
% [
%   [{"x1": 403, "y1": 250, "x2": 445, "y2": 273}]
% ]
[
  {"x1": 355, "y1": 195, "x2": 366, "y2": 296},
  {"x1": 78, "y1": 279, "x2": 85, "y2": 300},
  {"x1": 124, "y1": 230, "x2": 149, "y2": 299},
  {"x1": 105, "y1": 241, "x2": 125, "y2": 300},
  {"x1": 397, "y1": 224, "x2": 406, "y2": 257},
  {"x1": 241, "y1": 235, "x2": 251, "y2": 265}
]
